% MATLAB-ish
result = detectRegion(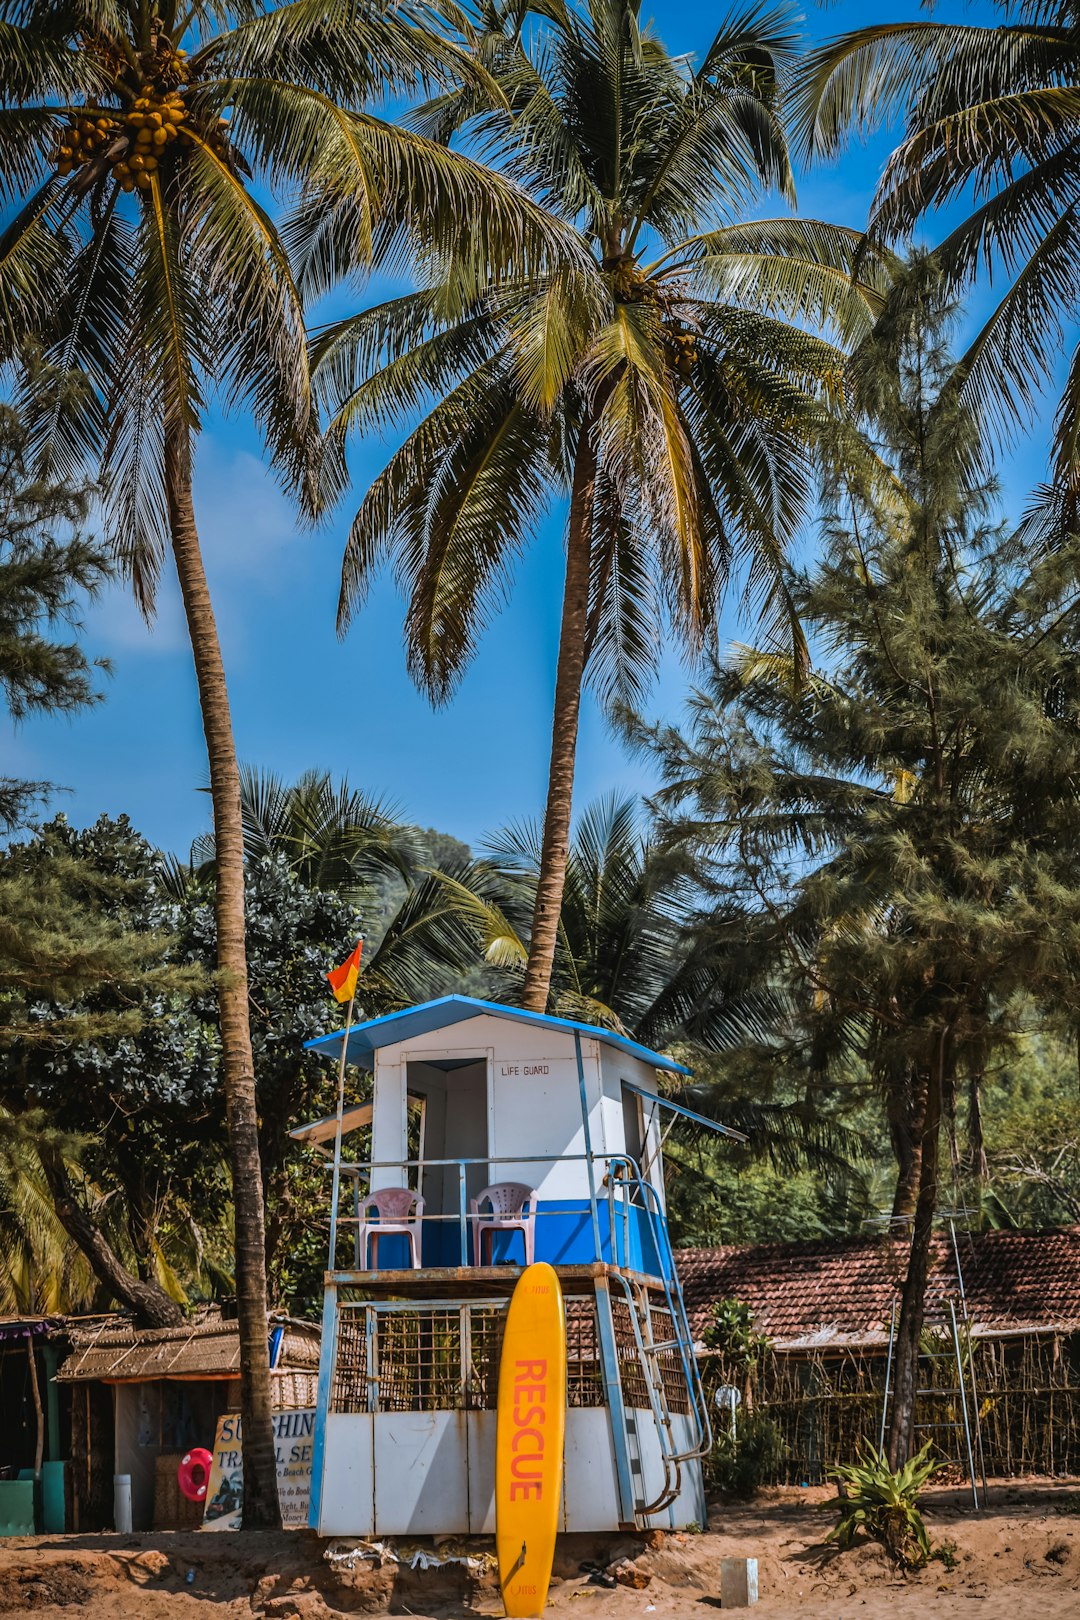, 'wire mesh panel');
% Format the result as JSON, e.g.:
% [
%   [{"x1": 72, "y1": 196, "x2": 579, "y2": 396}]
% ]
[
  {"x1": 650, "y1": 1304, "x2": 693, "y2": 1415},
  {"x1": 611, "y1": 1295, "x2": 692, "y2": 1415},
  {"x1": 567, "y1": 1298, "x2": 606, "y2": 1407},
  {"x1": 377, "y1": 1309, "x2": 464, "y2": 1412},
  {"x1": 466, "y1": 1306, "x2": 505, "y2": 1409},
  {"x1": 331, "y1": 1309, "x2": 370, "y2": 1414},
  {"x1": 330, "y1": 1296, "x2": 610, "y2": 1415}
]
